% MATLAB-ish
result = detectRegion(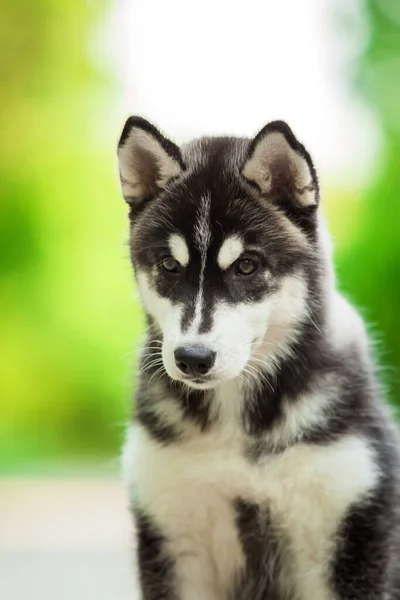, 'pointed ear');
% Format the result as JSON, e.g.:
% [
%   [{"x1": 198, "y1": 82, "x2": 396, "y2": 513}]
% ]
[
  {"x1": 242, "y1": 121, "x2": 319, "y2": 208},
  {"x1": 117, "y1": 117, "x2": 185, "y2": 203}
]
